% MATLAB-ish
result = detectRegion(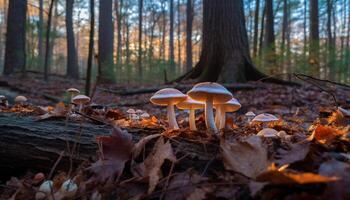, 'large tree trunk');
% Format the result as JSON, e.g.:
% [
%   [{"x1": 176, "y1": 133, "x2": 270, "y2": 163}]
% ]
[
  {"x1": 66, "y1": 0, "x2": 79, "y2": 79},
  {"x1": 44, "y1": 0, "x2": 55, "y2": 81},
  {"x1": 85, "y1": 0, "x2": 95, "y2": 96},
  {"x1": 169, "y1": 0, "x2": 175, "y2": 68},
  {"x1": 3, "y1": 0, "x2": 27, "y2": 75},
  {"x1": 185, "y1": 0, "x2": 193, "y2": 72},
  {"x1": 98, "y1": 0, "x2": 115, "y2": 83},
  {"x1": 185, "y1": 0, "x2": 266, "y2": 83},
  {"x1": 309, "y1": 0, "x2": 319, "y2": 74},
  {"x1": 263, "y1": 0, "x2": 276, "y2": 68}
]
